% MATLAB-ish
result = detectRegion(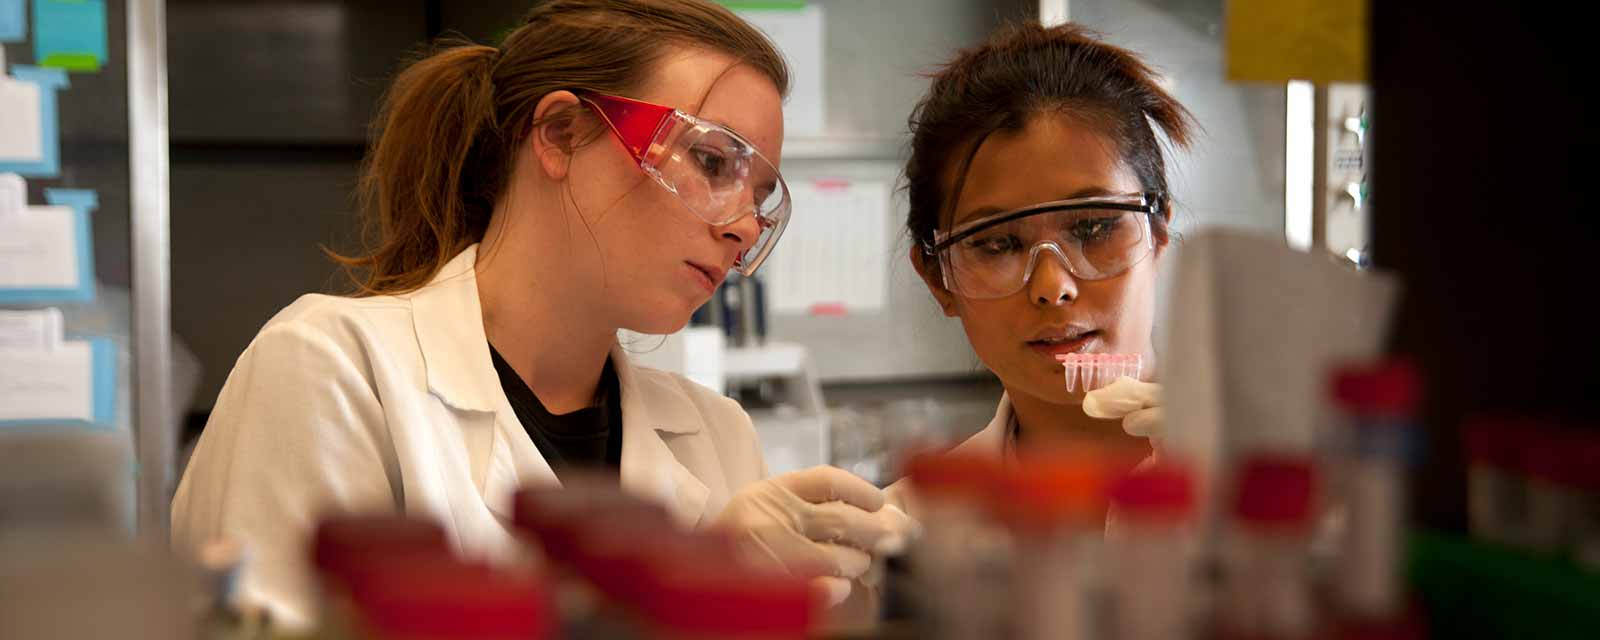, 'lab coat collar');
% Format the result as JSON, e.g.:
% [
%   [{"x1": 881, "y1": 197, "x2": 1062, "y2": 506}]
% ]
[
  {"x1": 409, "y1": 244, "x2": 501, "y2": 414},
  {"x1": 950, "y1": 393, "x2": 1019, "y2": 463},
  {"x1": 412, "y1": 245, "x2": 710, "y2": 526}
]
